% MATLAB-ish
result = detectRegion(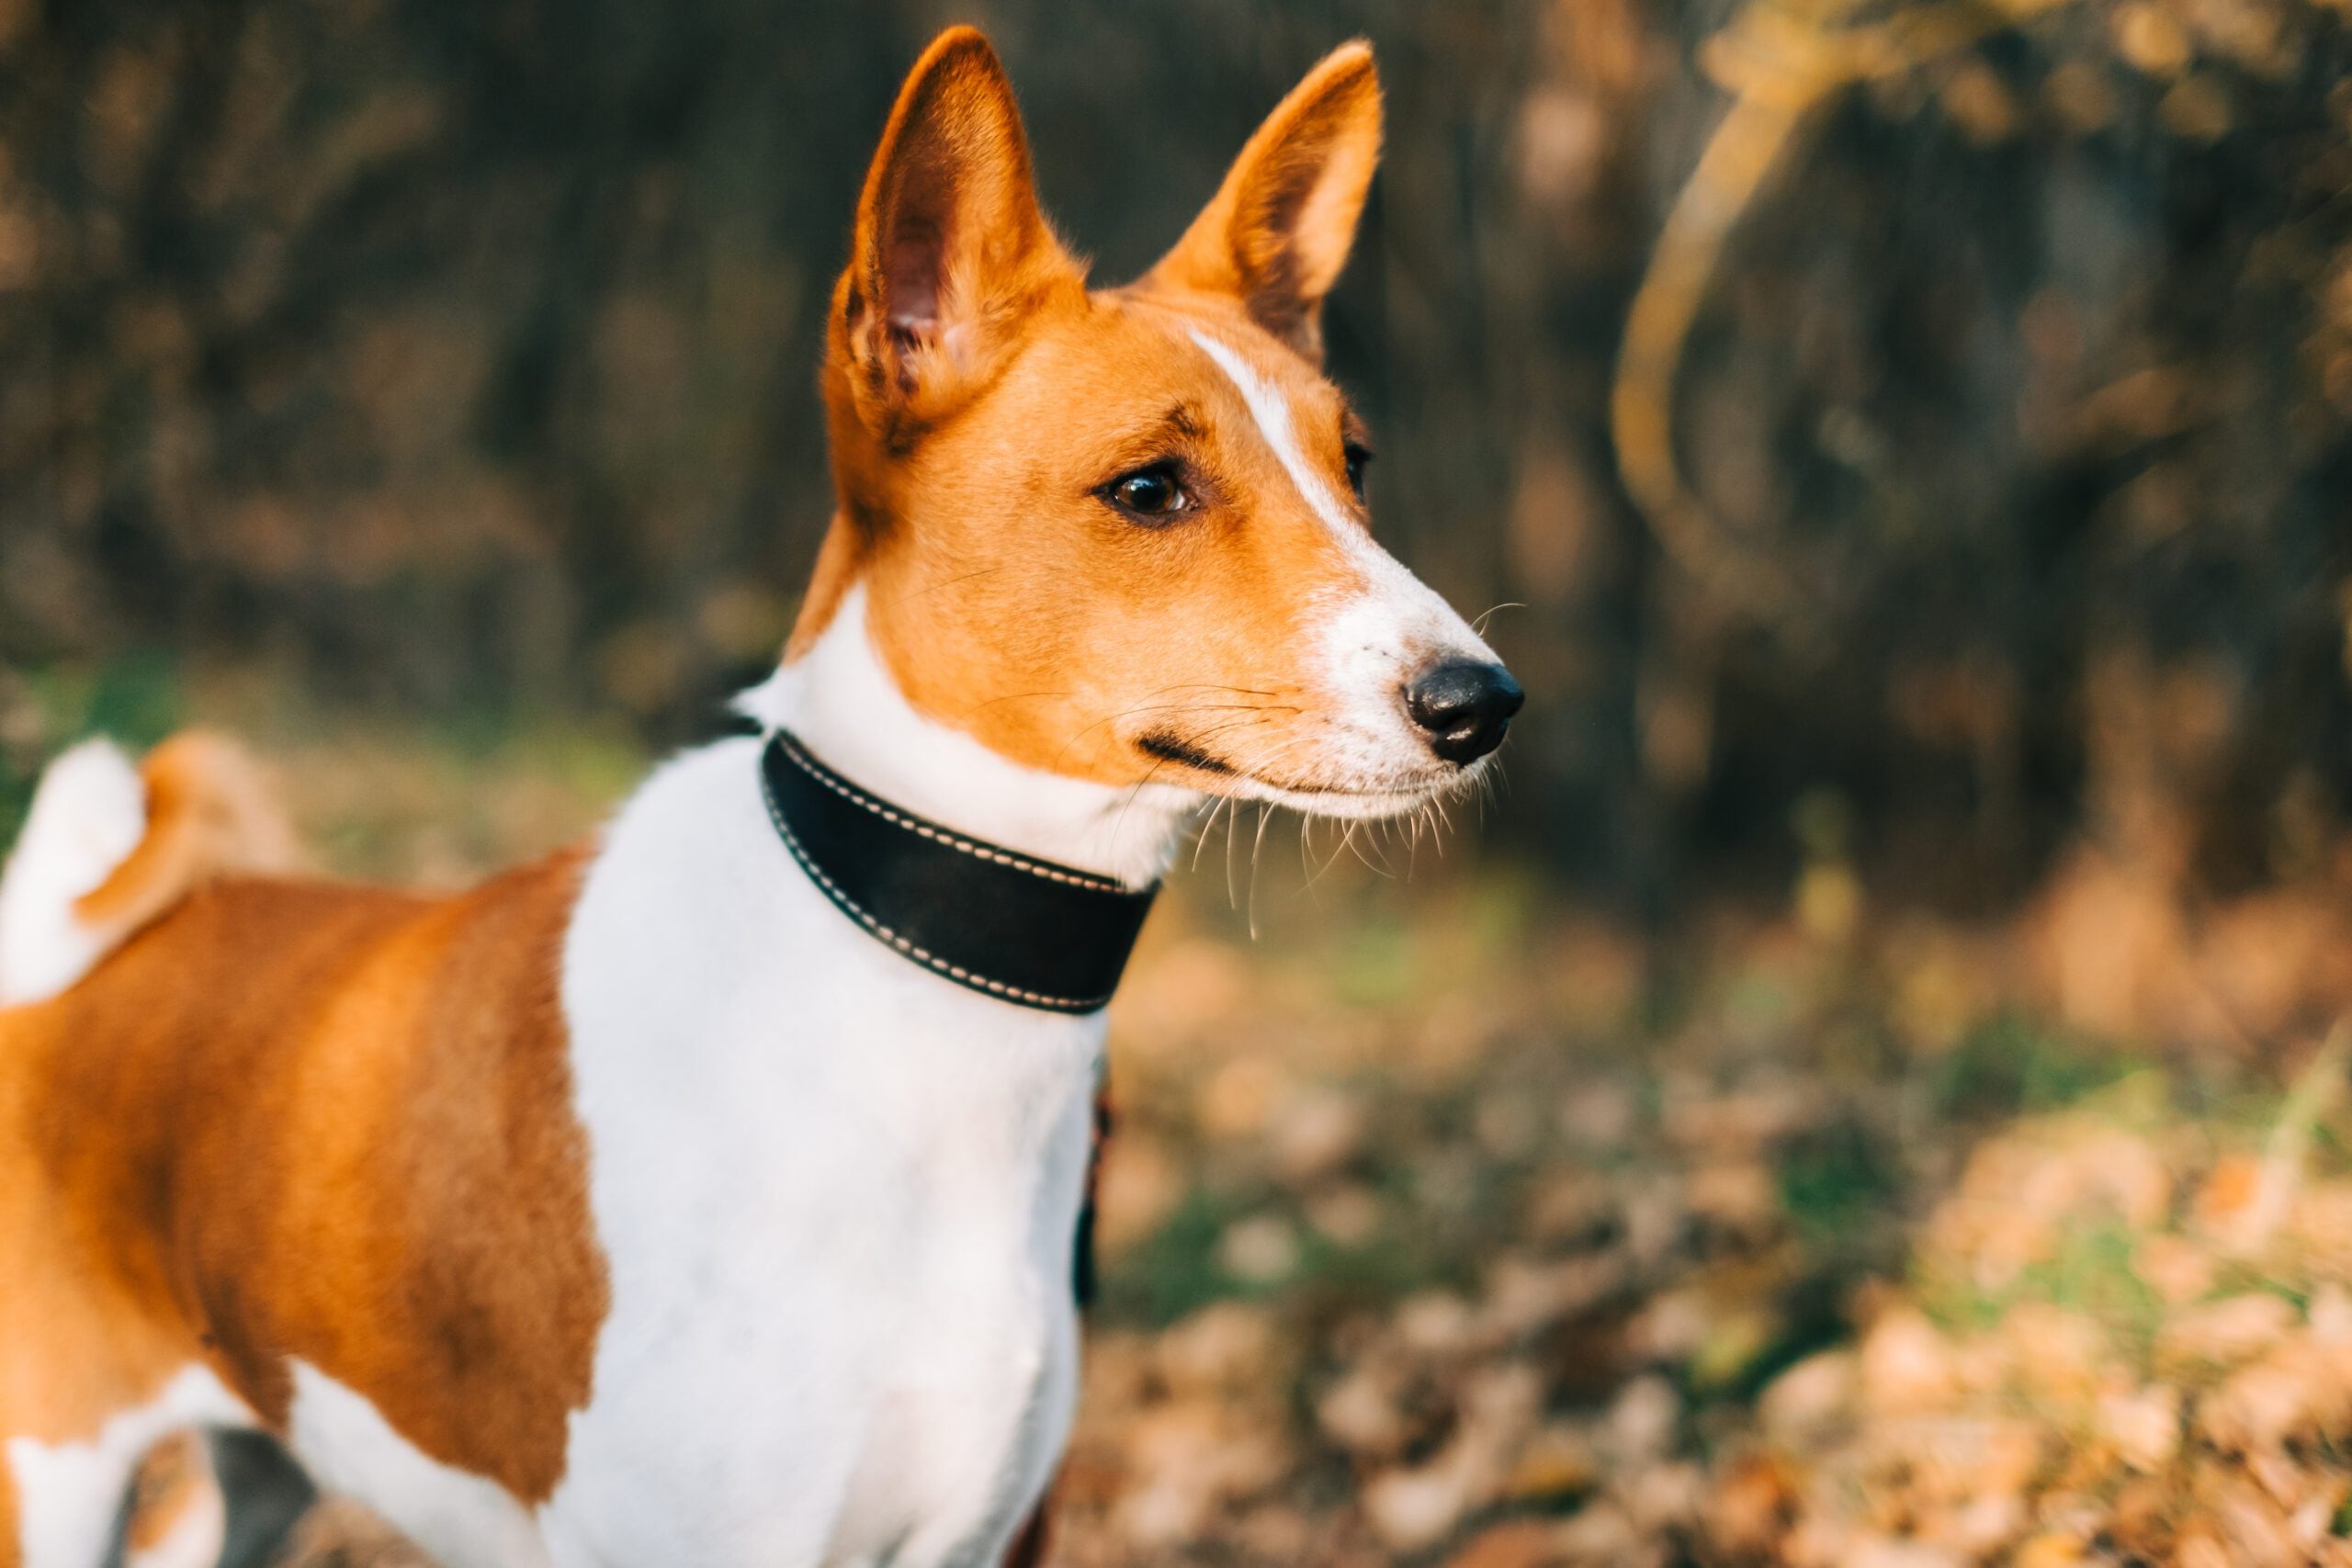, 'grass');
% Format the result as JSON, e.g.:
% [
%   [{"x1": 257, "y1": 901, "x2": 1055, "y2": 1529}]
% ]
[
  {"x1": 2, "y1": 655, "x2": 644, "y2": 886},
  {"x1": 1927, "y1": 1011, "x2": 2160, "y2": 1122}
]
